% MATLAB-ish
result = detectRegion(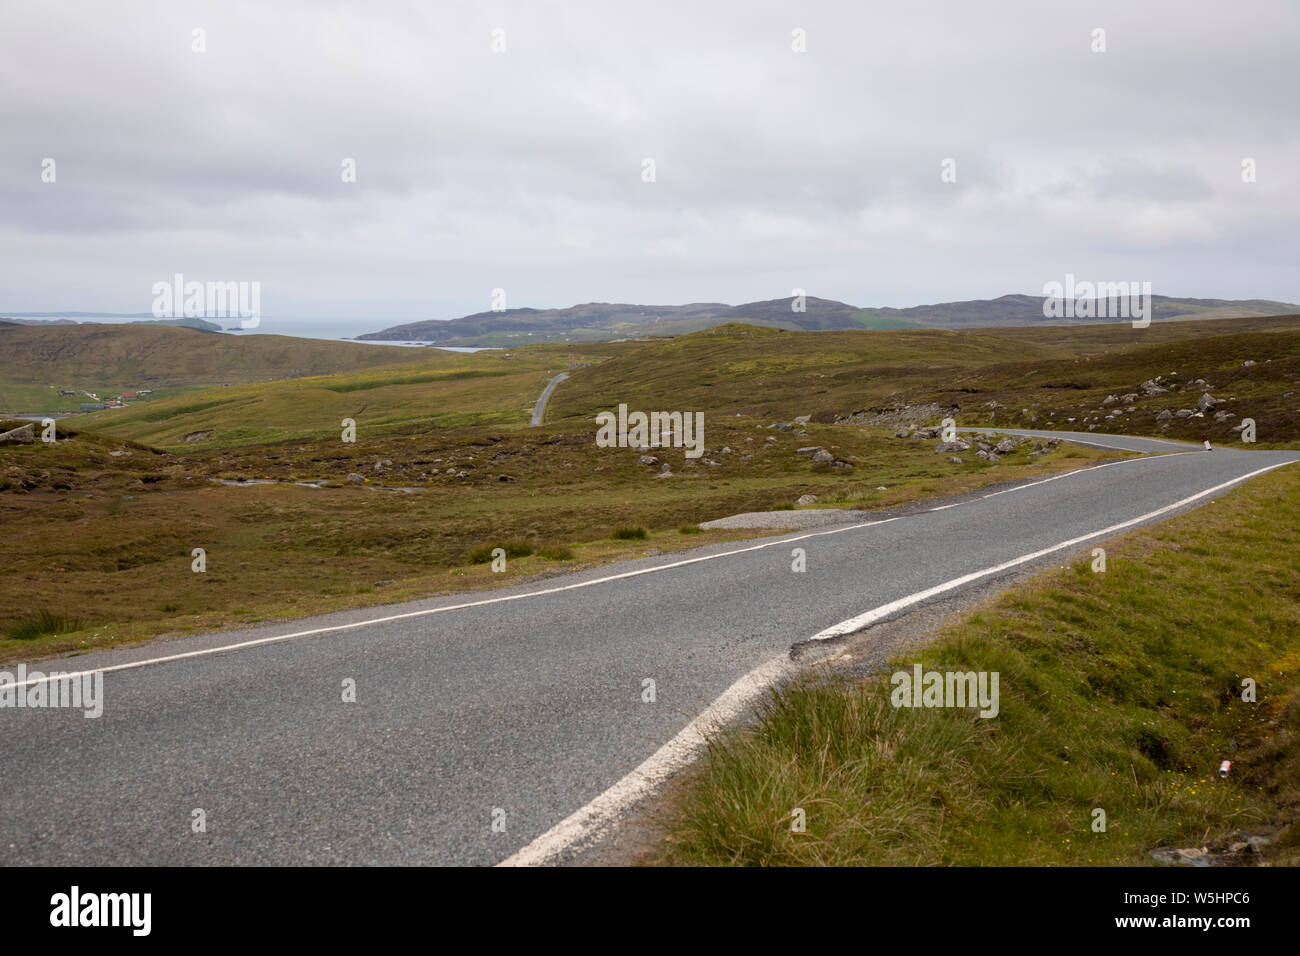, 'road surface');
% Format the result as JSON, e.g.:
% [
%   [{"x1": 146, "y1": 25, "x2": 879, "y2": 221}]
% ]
[
  {"x1": 529, "y1": 373, "x2": 569, "y2": 426},
  {"x1": 1, "y1": 431, "x2": 1296, "y2": 865}
]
